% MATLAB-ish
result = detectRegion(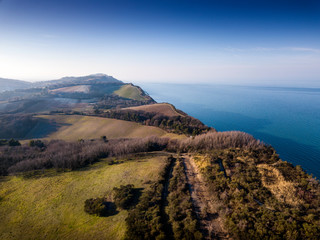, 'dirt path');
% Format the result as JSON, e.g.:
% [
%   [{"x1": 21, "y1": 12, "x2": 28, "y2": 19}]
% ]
[{"x1": 182, "y1": 154, "x2": 230, "y2": 239}]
